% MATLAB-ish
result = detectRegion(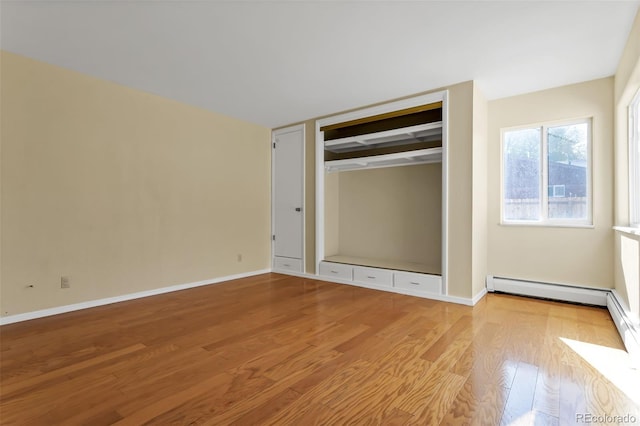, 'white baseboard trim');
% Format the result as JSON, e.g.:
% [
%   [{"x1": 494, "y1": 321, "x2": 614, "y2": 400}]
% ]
[
  {"x1": 0, "y1": 269, "x2": 271, "y2": 326},
  {"x1": 486, "y1": 275, "x2": 609, "y2": 306},
  {"x1": 608, "y1": 290, "x2": 640, "y2": 366},
  {"x1": 272, "y1": 270, "x2": 479, "y2": 306},
  {"x1": 271, "y1": 269, "x2": 309, "y2": 278},
  {"x1": 437, "y1": 292, "x2": 481, "y2": 307},
  {"x1": 472, "y1": 288, "x2": 488, "y2": 306}
]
